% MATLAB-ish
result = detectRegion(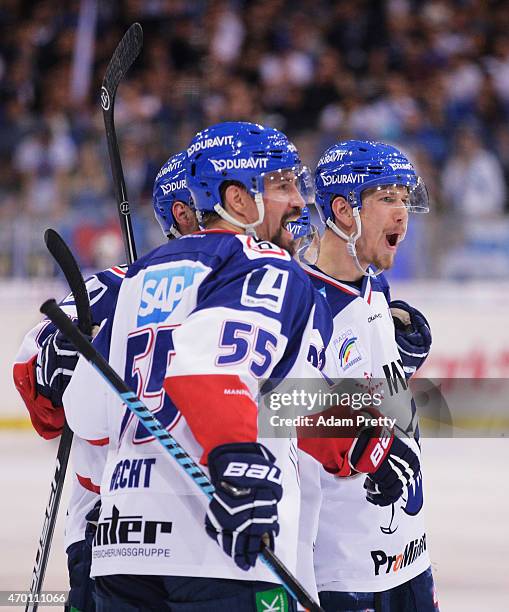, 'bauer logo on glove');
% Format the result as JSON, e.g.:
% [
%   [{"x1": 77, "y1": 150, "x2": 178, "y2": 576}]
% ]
[{"x1": 205, "y1": 442, "x2": 283, "y2": 571}]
